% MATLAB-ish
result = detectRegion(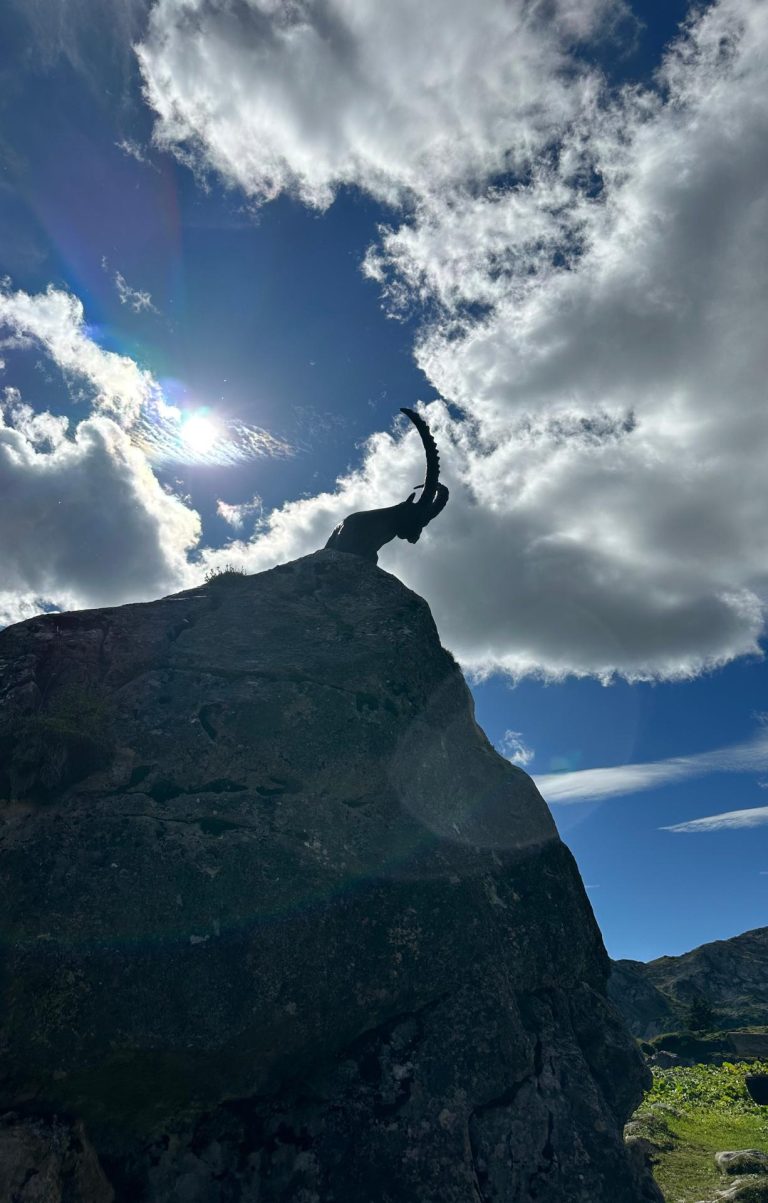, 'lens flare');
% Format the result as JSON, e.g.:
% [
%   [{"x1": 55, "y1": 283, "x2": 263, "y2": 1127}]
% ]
[{"x1": 180, "y1": 412, "x2": 218, "y2": 453}]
